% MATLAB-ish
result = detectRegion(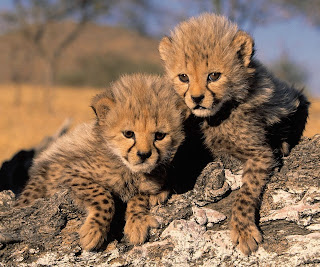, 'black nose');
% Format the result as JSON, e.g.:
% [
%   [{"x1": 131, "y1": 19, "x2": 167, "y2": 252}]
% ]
[
  {"x1": 137, "y1": 151, "x2": 152, "y2": 161},
  {"x1": 191, "y1": 95, "x2": 204, "y2": 104}
]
